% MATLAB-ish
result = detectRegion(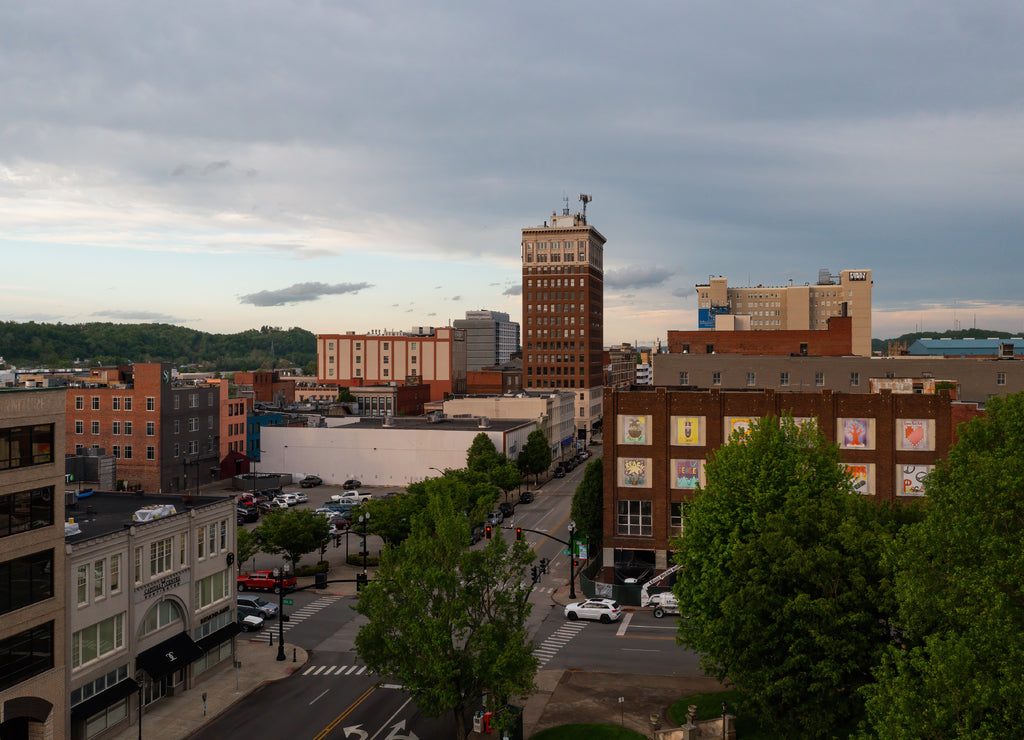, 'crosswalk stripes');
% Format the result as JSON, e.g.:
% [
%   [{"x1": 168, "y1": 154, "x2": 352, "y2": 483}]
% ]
[
  {"x1": 532, "y1": 621, "x2": 587, "y2": 667},
  {"x1": 302, "y1": 664, "x2": 370, "y2": 677},
  {"x1": 245, "y1": 593, "x2": 343, "y2": 643}
]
